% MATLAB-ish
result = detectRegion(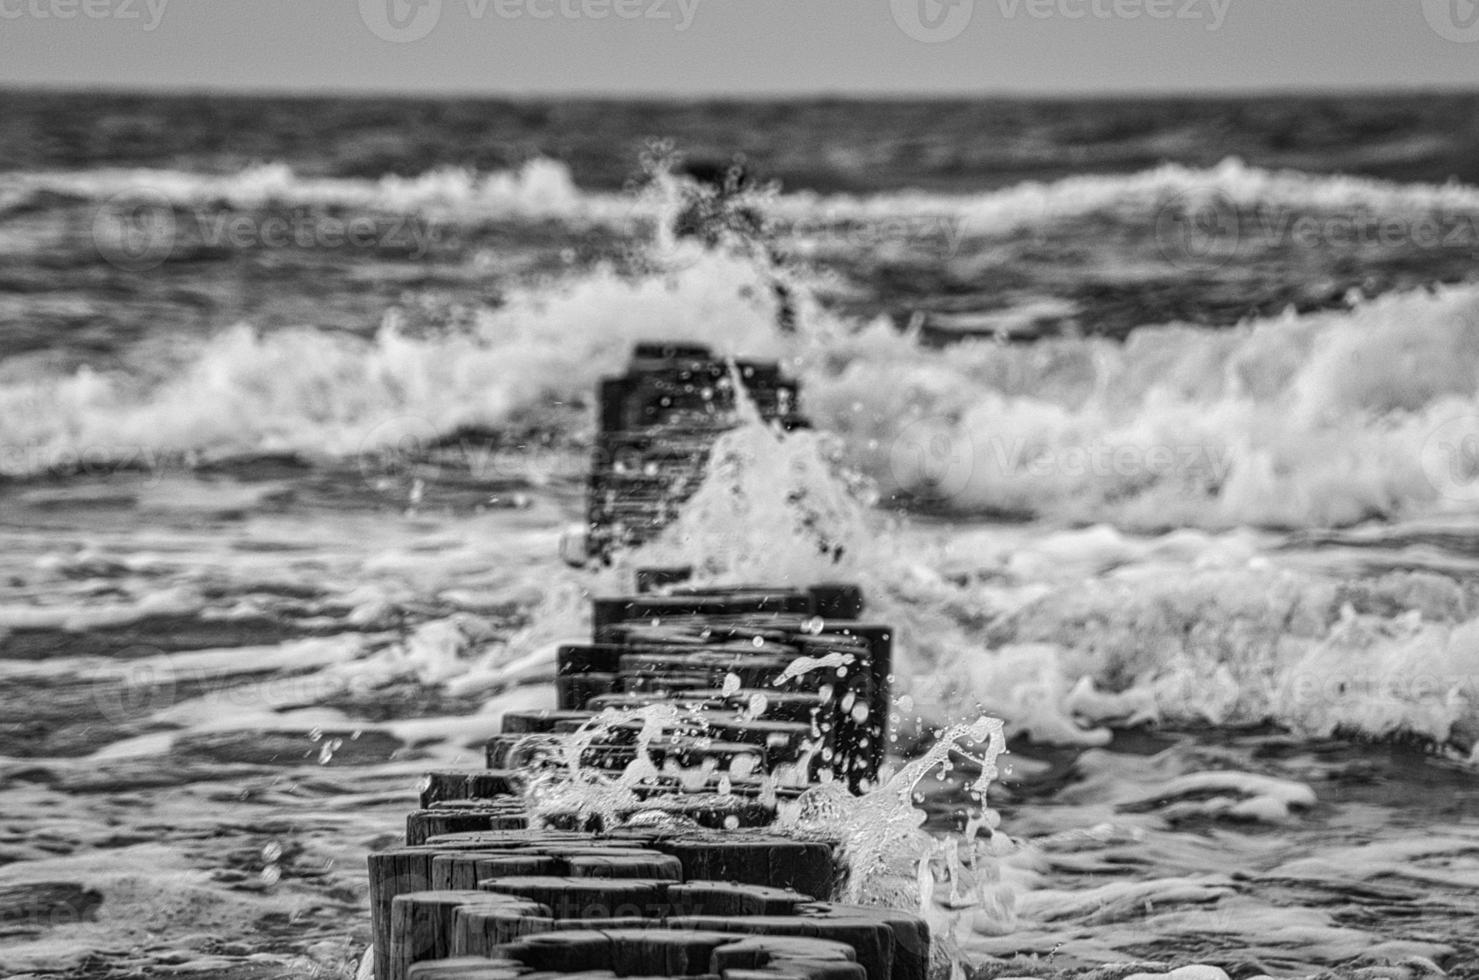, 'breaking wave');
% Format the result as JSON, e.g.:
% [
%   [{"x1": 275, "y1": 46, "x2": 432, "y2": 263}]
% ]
[
  {"x1": 1, "y1": 158, "x2": 626, "y2": 222},
  {"x1": 616, "y1": 415, "x2": 1479, "y2": 755},
  {"x1": 5, "y1": 233, "x2": 1479, "y2": 531},
  {"x1": 820, "y1": 283, "x2": 1479, "y2": 528},
  {"x1": 10, "y1": 155, "x2": 1479, "y2": 234}
]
